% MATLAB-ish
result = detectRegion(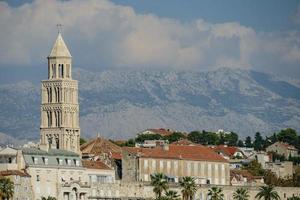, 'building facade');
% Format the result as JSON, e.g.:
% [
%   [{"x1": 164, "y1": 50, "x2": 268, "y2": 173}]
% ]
[
  {"x1": 266, "y1": 142, "x2": 298, "y2": 159},
  {"x1": 40, "y1": 33, "x2": 80, "y2": 154},
  {"x1": 122, "y1": 144, "x2": 230, "y2": 185},
  {"x1": 0, "y1": 170, "x2": 34, "y2": 200}
]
